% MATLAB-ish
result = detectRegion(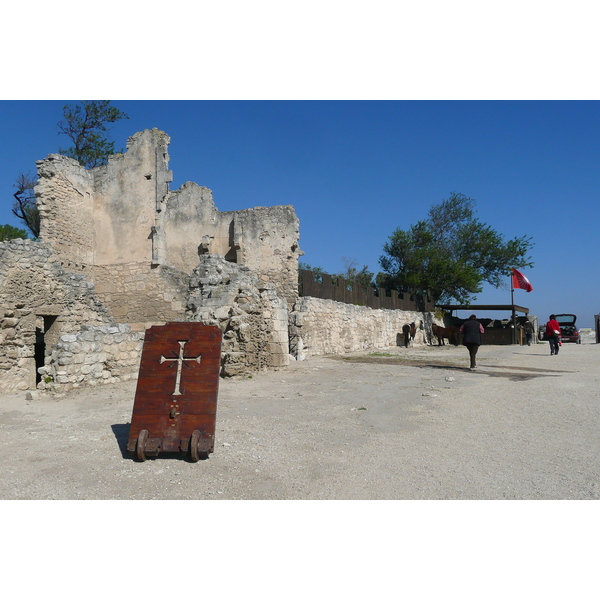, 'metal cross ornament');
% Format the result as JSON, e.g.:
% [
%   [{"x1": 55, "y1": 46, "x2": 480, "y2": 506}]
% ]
[{"x1": 160, "y1": 340, "x2": 202, "y2": 396}]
